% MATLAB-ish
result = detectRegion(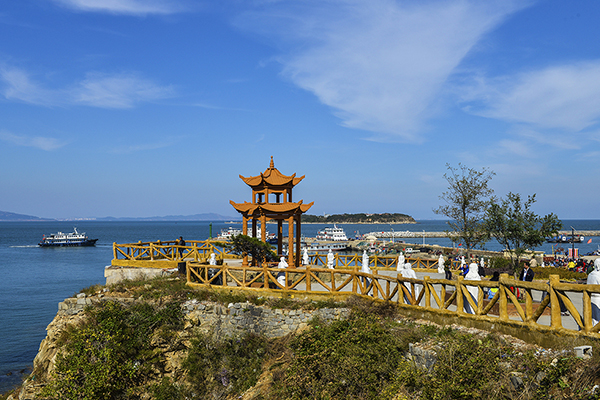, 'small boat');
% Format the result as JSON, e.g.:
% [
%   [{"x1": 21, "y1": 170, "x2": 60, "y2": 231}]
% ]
[
  {"x1": 546, "y1": 234, "x2": 584, "y2": 243},
  {"x1": 38, "y1": 228, "x2": 98, "y2": 247},
  {"x1": 316, "y1": 225, "x2": 348, "y2": 241}
]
